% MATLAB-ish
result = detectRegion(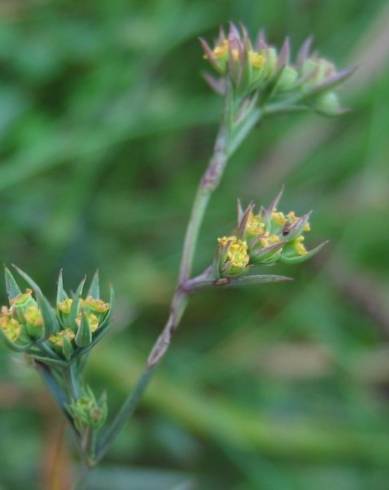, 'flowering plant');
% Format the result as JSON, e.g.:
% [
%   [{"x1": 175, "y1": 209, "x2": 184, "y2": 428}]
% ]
[{"x1": 0, "y1": 23, "x2": 352, "y2": 469}]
